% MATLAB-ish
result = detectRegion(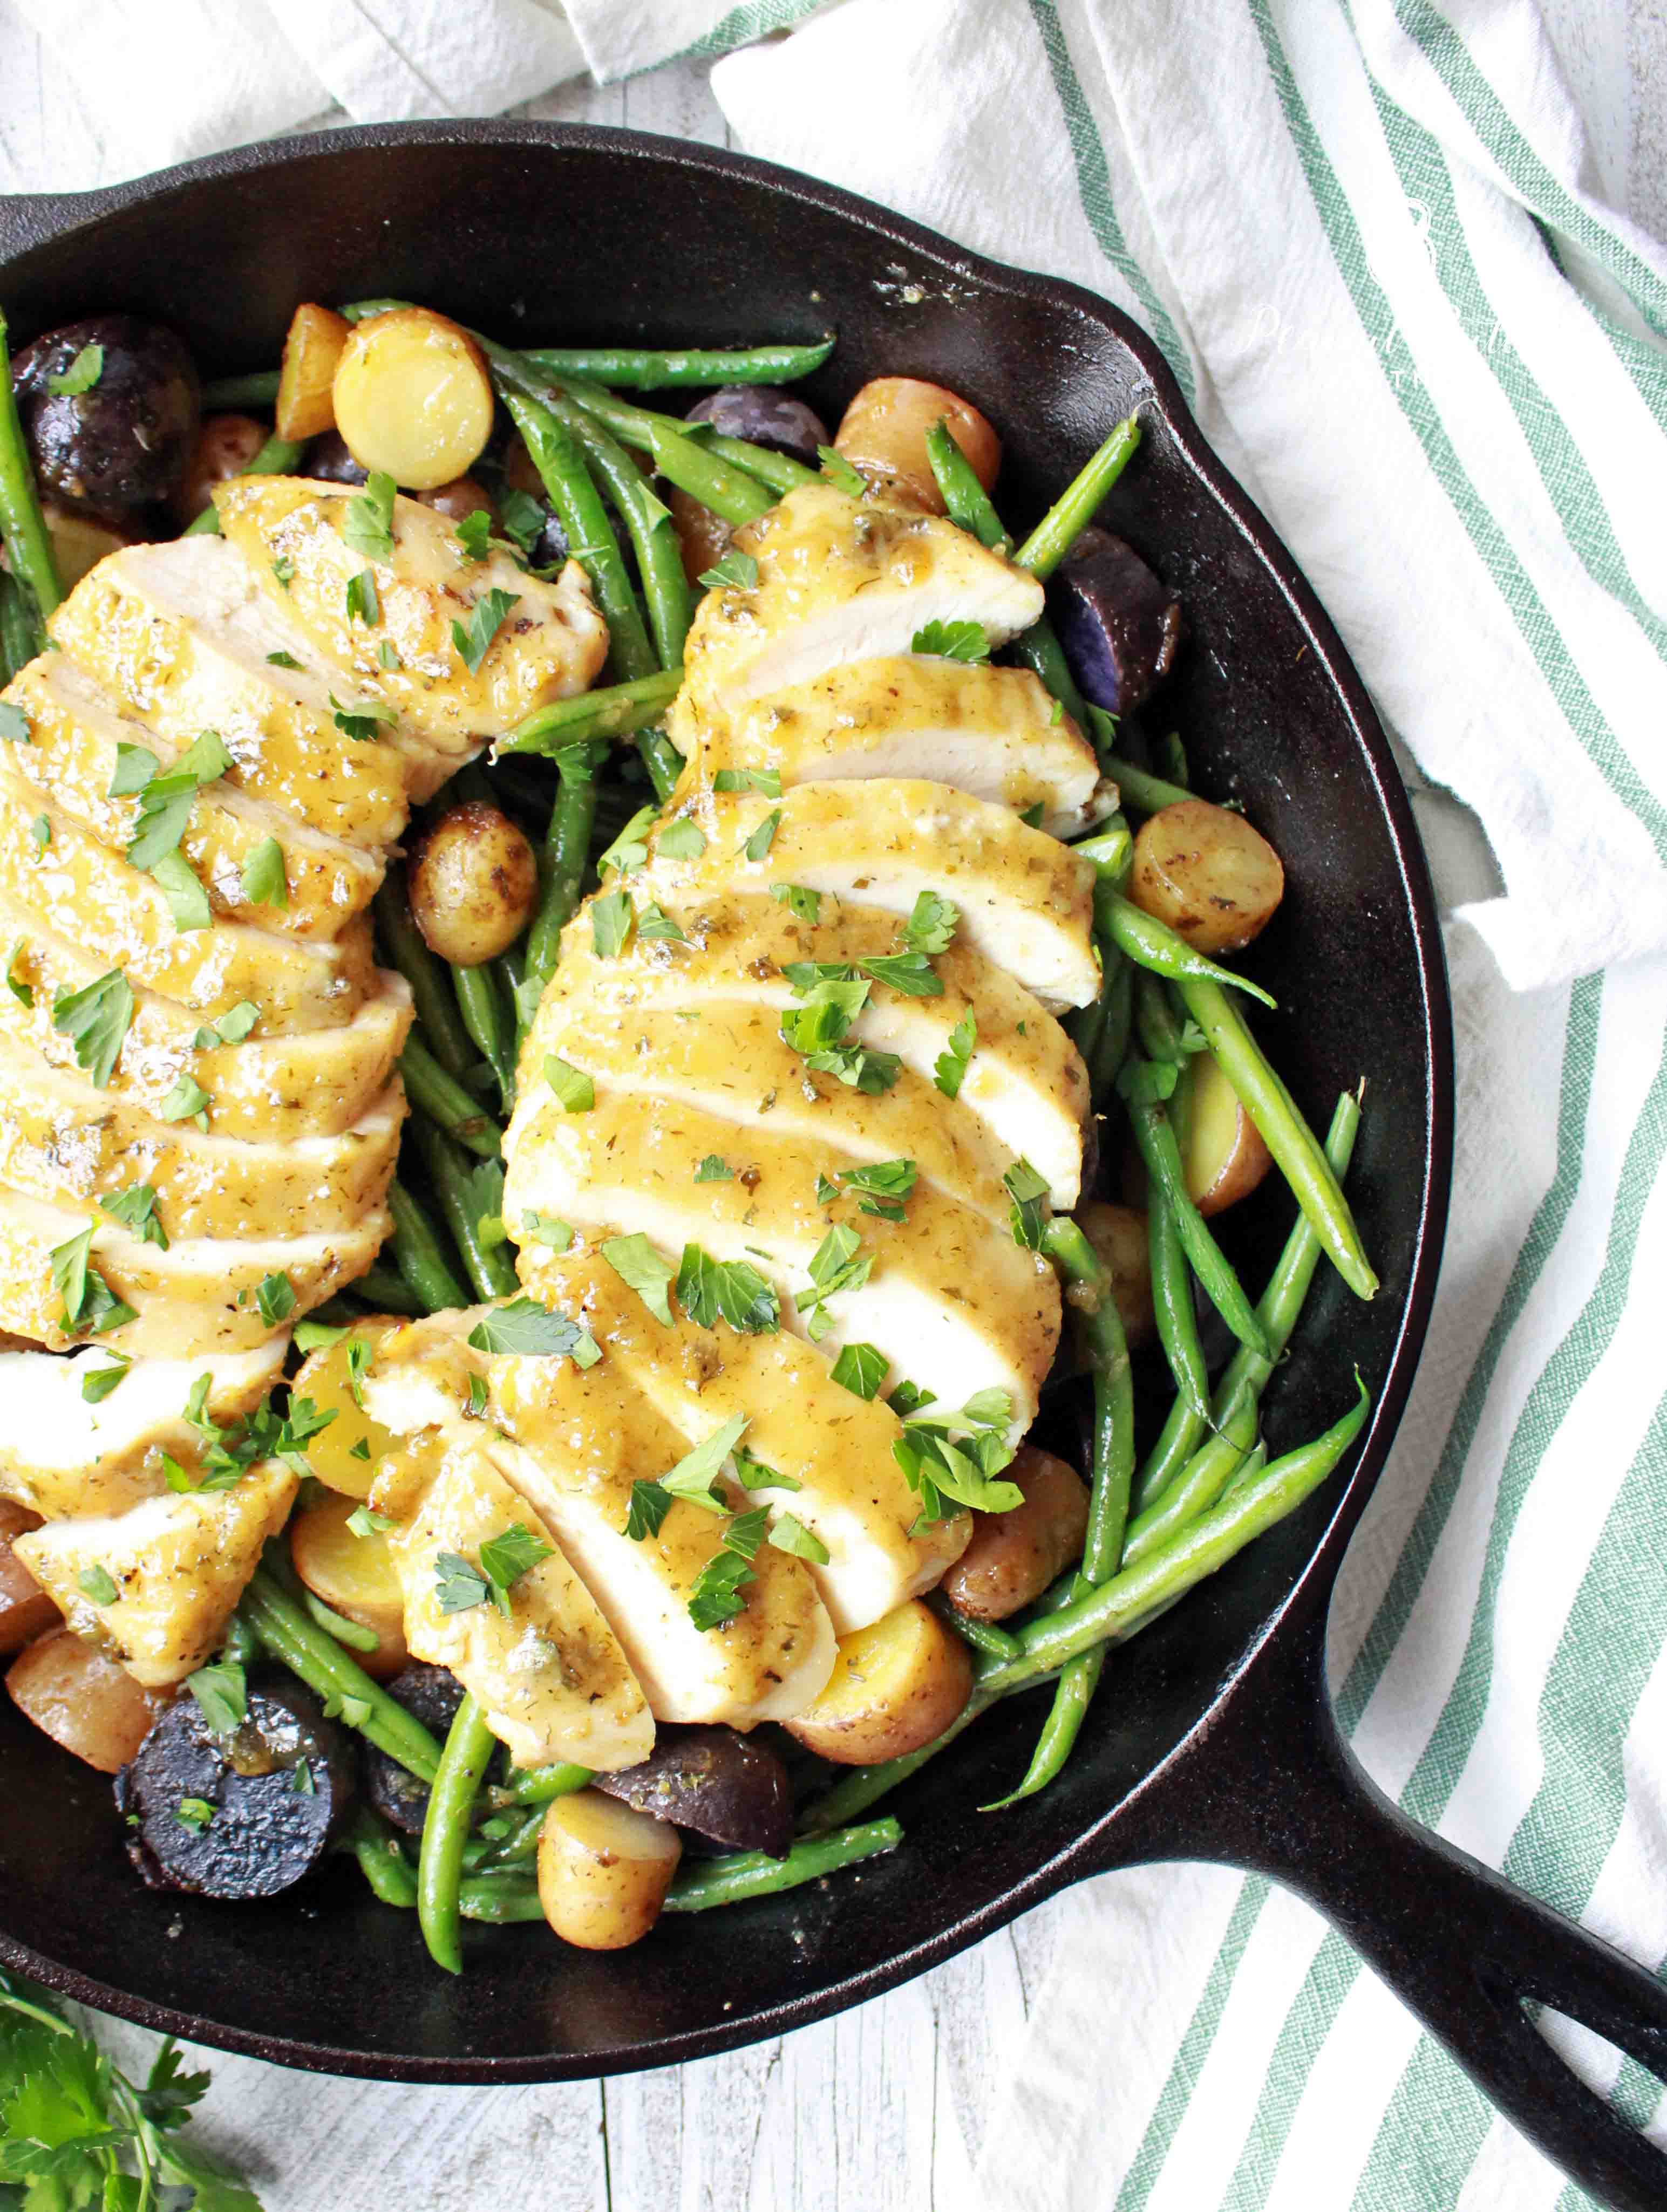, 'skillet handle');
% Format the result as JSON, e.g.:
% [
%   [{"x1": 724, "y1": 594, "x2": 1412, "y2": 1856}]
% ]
[{"x1": 1133, "y1": 1616, "x2": 1667, "y2": 2212}]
